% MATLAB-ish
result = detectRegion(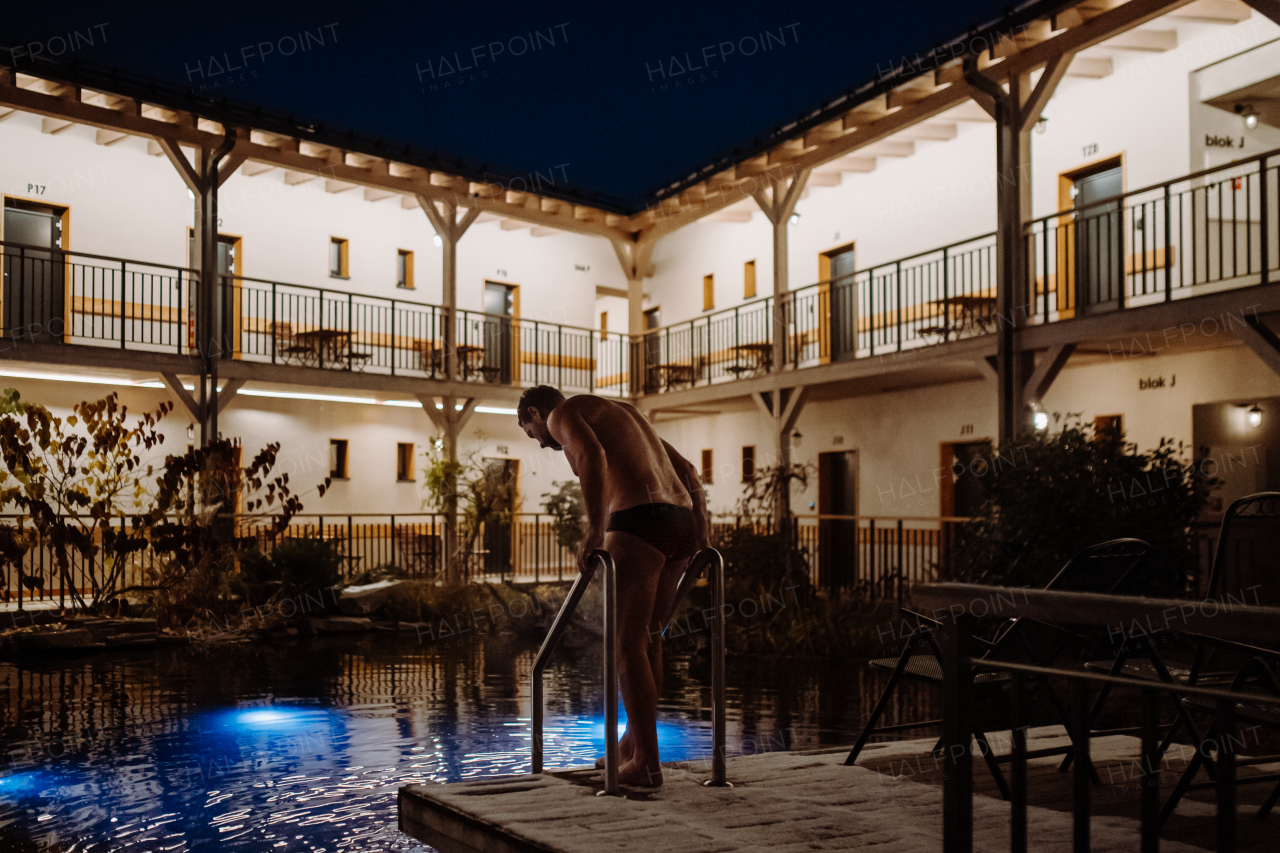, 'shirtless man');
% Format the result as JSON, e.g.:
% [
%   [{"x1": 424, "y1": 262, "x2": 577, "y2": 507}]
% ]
[{"x1": 517, "y1": 385, "x2": 709, "y2": 788}]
